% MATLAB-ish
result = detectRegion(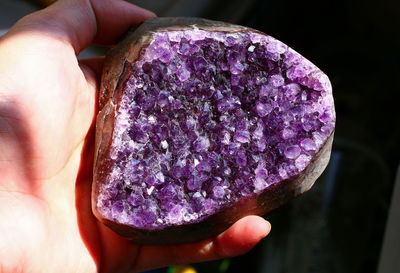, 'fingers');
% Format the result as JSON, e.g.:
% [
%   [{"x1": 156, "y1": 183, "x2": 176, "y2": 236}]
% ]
[
  {"x1": 7, "y1": 0, "x2": 155, "y2": 54},
  {"x1": 132, "y1": 216, "x2": 271, "y2": 272},
  {"x1": 78, "y1": 57, "x2": 104, "y2": 117}
]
